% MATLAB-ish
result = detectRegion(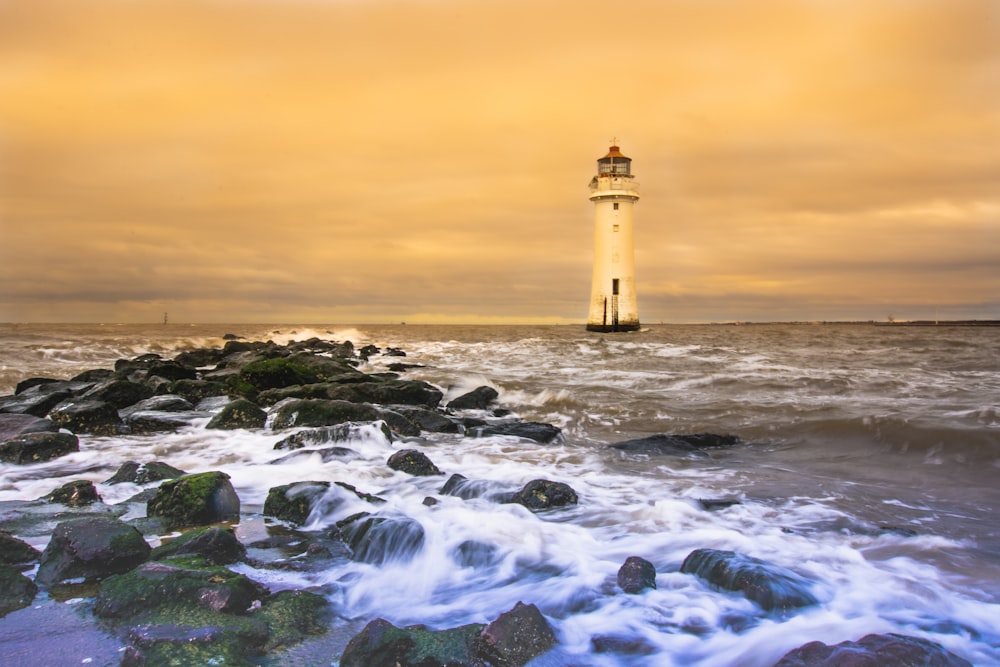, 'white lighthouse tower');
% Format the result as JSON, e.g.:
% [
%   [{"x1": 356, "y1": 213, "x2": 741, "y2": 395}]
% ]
[{"x1": 586, "y1": 143, "x2": 640, "y2": 332}]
